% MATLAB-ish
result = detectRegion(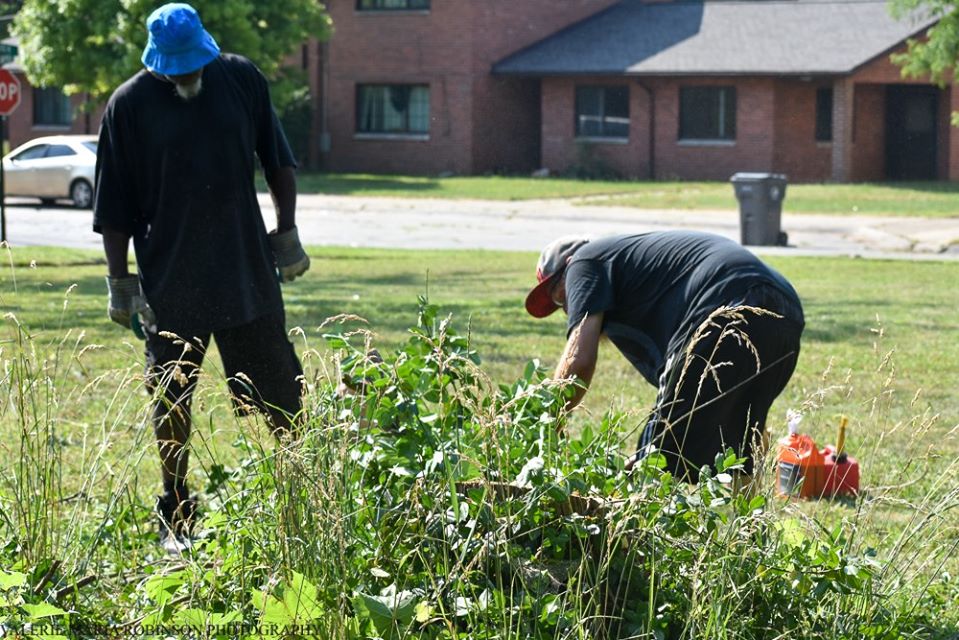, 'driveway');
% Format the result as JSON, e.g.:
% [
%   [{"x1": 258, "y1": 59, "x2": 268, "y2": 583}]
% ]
[{"x1": 3, "y1": 194, "x2": 959, "y2": 260}]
